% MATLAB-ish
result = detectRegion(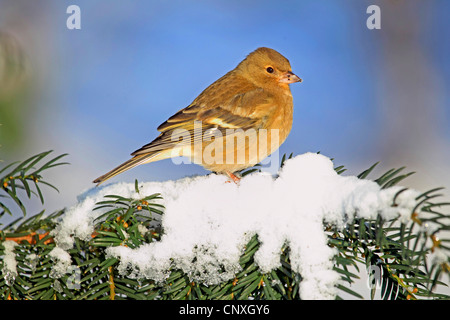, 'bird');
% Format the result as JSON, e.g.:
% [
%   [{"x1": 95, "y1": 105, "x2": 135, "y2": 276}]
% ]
[{"x1": 93, "y1": 47, "x2": 302, "y2": 185}]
